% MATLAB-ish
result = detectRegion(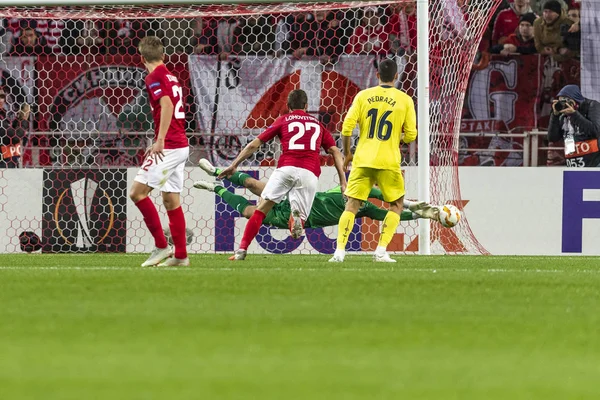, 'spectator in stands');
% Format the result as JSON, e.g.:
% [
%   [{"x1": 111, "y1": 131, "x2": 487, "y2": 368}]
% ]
[
  {"x1": 561, "y1": 6, "x2": 580, "y2": 54},
  {"x1": 530, "y1": 0, "x2": 569, "y2": 15},
  {"x1": 292, "y1": 10, "x2": 344, "y2": 65},
  {"x1": 492, "y1": 0, "x2": 535, "y2": 45},
  {"x1": 75, "y1": 20, "x2": 106, "y2": 55},
  {"x1": 490, "y1": 13, "x2": 537, "y2": 55},
  {"x1": 548, "y1": 85, "x2": 600, "y2": 167},
  {"x1": 189, "y1": 17, "x2": 219, "y2": 55},
  {"x1": 346, "y1": 7, "x2": 389, "y2": 55},
  {"x1": 233, "y1": 15, "x2": 275, "y2": 56},
  {"x1": 533, "y1": 0, "x2": 575, "y2": 61},
  {"x1": 387, "y1": 1, "x2": 417, "y2": 56},
  {"x1": 156, "y1": 19, "x2": 192, "y2": 55},
  {"x1": 9, "y1": 27, "x2": 51, "y2": 56},
  {"x1": 277, "y1": 13, "x2": 309, "y2": 56},
  {"x1": 105, "y1": 19, "x2": 149, "y2": 55},
  {"x1": 35, "y1": 16, "x2": 65, "y2": 55},
  {"x1": 0, "y1": 93, "x2": 29, "y2": 168},
  {"x1": 216, "y1": 17, "x2": 238, "y2": 60}
]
